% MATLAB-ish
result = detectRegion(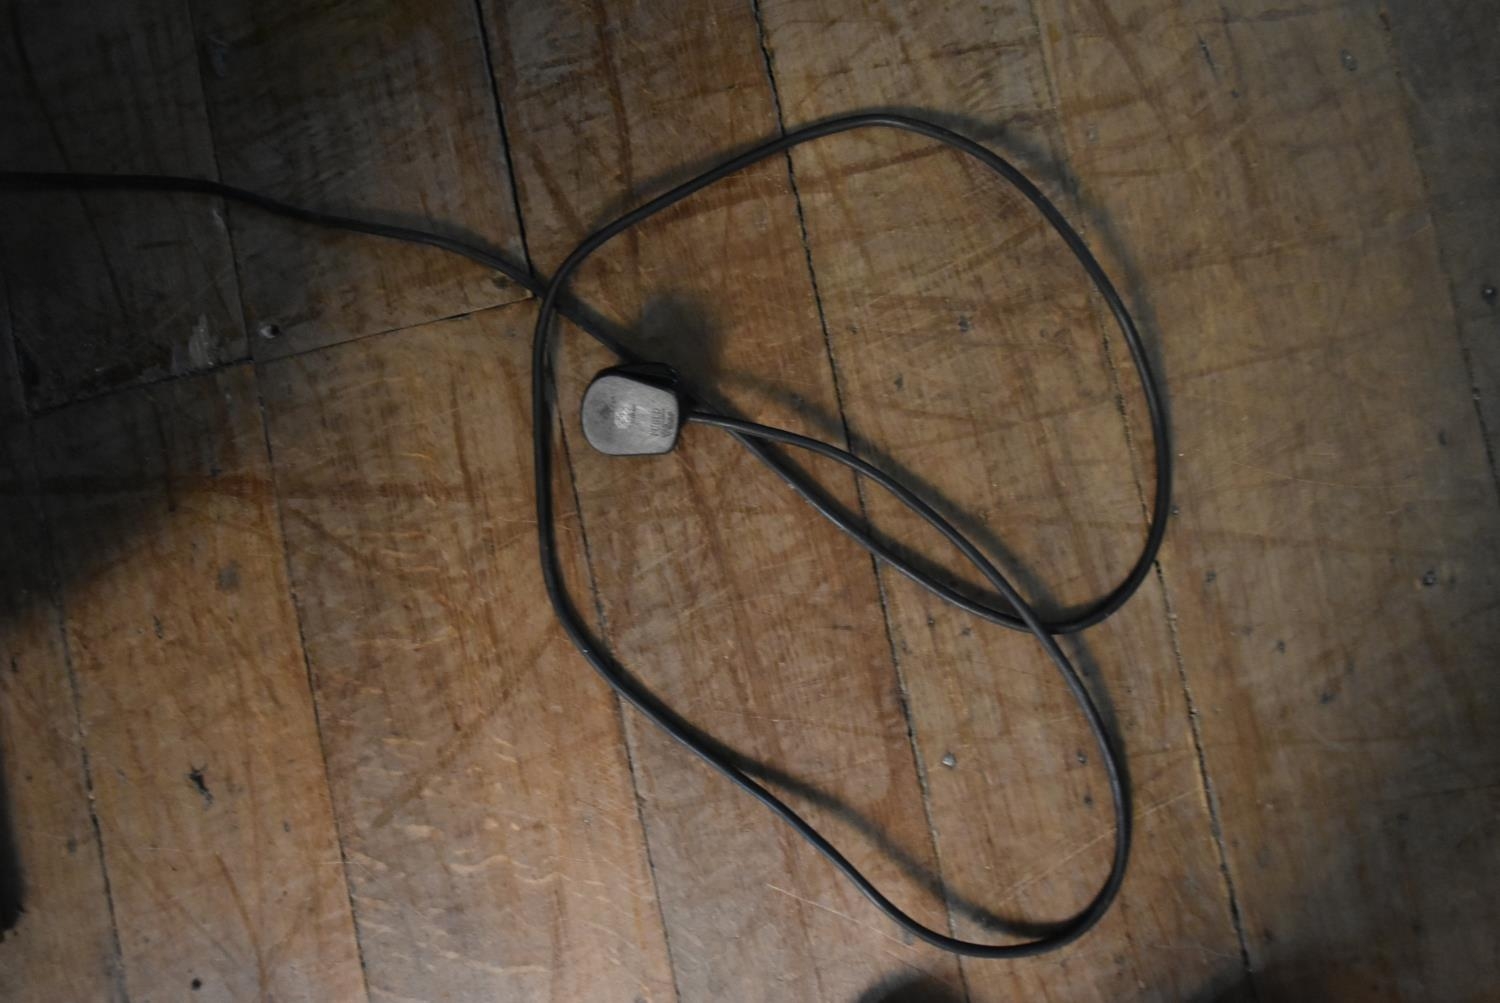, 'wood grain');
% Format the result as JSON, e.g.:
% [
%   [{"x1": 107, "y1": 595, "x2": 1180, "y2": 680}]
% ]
[
  {"x1": 33, "y1": 366, "x2": 365, "y2": 1001},
  {"x1": 487, "y1": 0, "x2": 966, "y2": 997},
  {"x1": 1385, "y1": 0, "x2": 1500, "y2": 497},
  {"x1": 2, "y1": 2, "x2": 1498, "y2": 998},
  {"x1": 194, "y1": 0, "x2": 528, "y2": 360},
  {"x1": 757, "y1": 0, "x2": 1244, "y2": 997},
  {"x1": 0, "y1": 0, "x2": 243, "y2": 409},
  {"x1": 258, "y1": 305, "x2": 676, "y2": 1002},
  {"x1": 1036, "y1": 1, "x2": 1500, "y2": 997},
  {"x1": 0, "y1": 431, "x2": 121, "y2": 1001}
]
